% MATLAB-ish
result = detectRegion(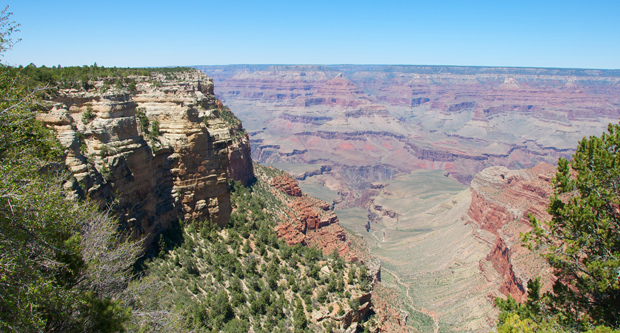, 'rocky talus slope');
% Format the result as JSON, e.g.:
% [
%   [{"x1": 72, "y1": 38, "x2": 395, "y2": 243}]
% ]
[
  {"x1": 39, "y1": 70, "x2": 253, "y2": 244},
  {"x1": 252, "y1": 164, "x2": 421, "y2": 332}
]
